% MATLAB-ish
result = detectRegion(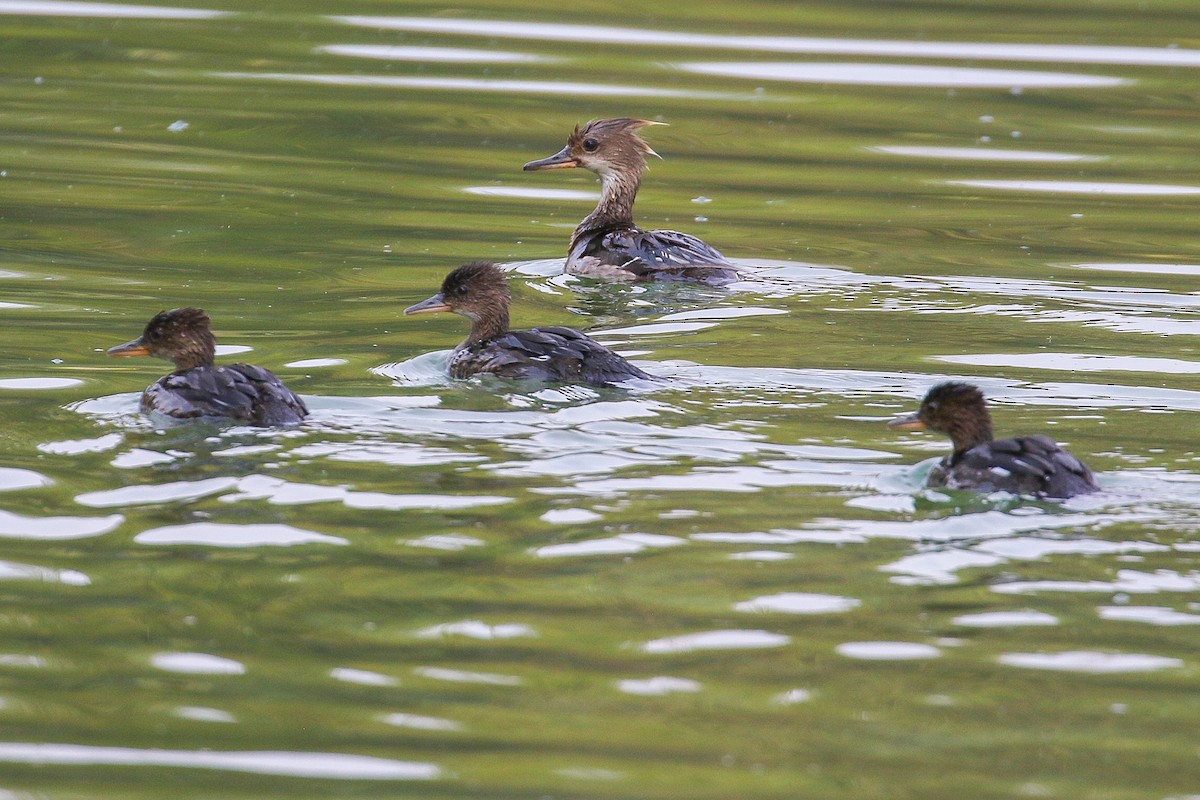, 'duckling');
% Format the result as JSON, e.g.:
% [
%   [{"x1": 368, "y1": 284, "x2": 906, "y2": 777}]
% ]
[
  {"x1": 888, "y1": 381, "x2": 1098, "y2": 498},
  {"x1": 523, "y1": 118, "x2": 739, "y2": 285},
  {"x1": 108, "y1": 307, "x2": 307, "y2": 425},
  {"x1": 404, "y1": 262, "x2": 654, "y2": 386}
]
